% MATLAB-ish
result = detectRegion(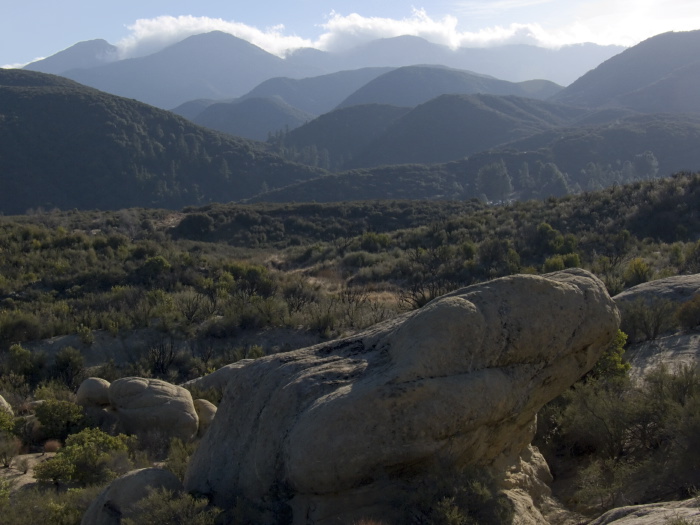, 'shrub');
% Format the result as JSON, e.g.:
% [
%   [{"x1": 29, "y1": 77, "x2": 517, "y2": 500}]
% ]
[
  {"x1": 0, "y1": 433, "x2": 20, "y2": 468},
  {"x1": 34, "y1": 399, "x2": 85, "y2": 442},
  {"x1": 620, "y1": 298, "x2": 678, "y2": 342},
  {"x1": 165, "y1": 437, "x2": 198, "y2": 482},
  {"x1": 402, "y1": 463, "x2": 514, "y2": 525},
  {"x1": 121, "y1": 488, "x2": 222, "y2": 525},
  {"x1": 677, "y1": 294, "x2": 700, "y2": 330},
  {"x1": 623, "y1": 258, "x2": 653, "y2": 287},
  {"x1": 34, "y1": 427, "x2": 135, "y2": 486}
]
